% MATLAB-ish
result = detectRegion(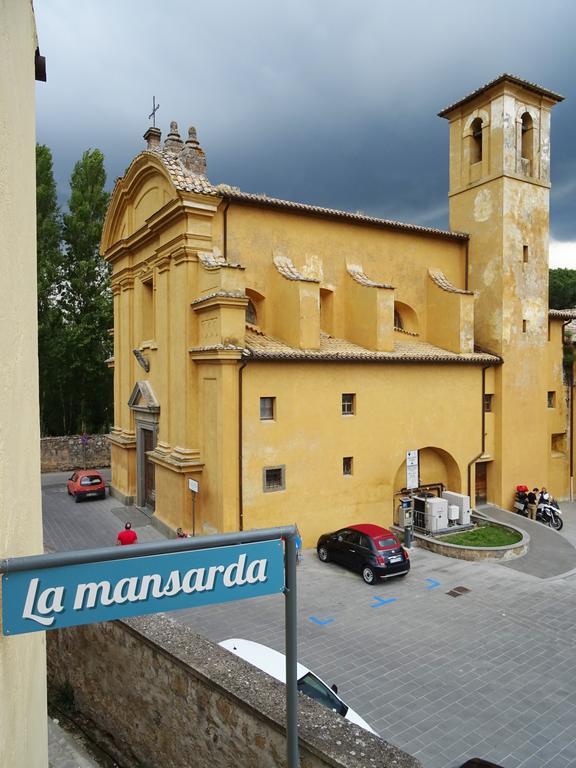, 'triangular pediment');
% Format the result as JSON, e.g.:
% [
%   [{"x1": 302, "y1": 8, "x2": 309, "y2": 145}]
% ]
[{"x1": 128, "y1": 381, "x2": 160, "y2": 412}]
